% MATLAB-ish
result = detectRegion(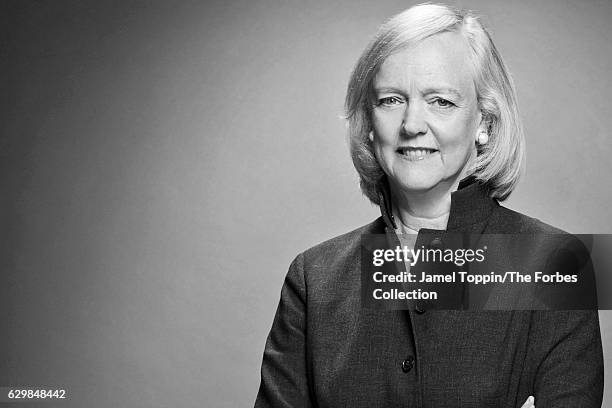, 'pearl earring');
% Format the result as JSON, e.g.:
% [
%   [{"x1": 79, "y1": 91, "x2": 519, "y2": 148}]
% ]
[{"x1": 477, "y1": 131, "x2": 489, "y2": 145}]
